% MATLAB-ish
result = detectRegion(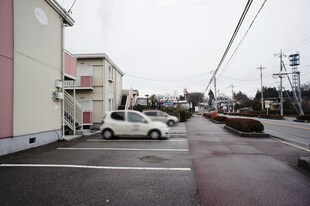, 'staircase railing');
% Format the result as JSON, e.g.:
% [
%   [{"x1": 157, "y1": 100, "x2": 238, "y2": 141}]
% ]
[
  {"x1": 64, "y1": 90, "x2": 83, "y2": 132},
  {"x1": 125, "y1": 95, "x2": 131, "y2": 110}
]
